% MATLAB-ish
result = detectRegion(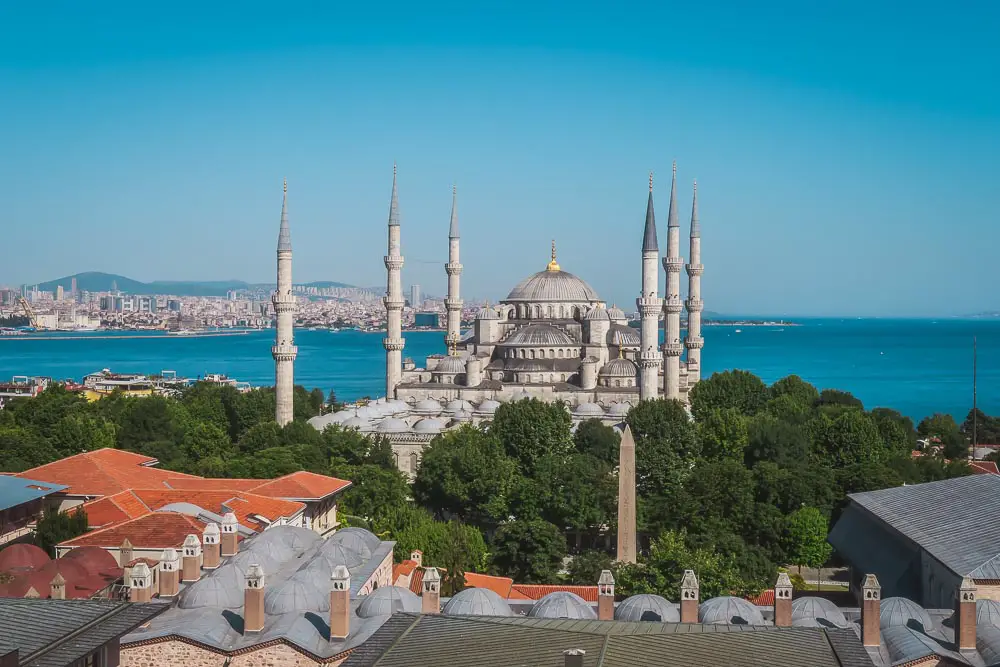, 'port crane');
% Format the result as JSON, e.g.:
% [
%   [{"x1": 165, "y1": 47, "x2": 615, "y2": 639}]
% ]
[{"x1": 17, "y1": 297, "x2": 40, "y2": 329}]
